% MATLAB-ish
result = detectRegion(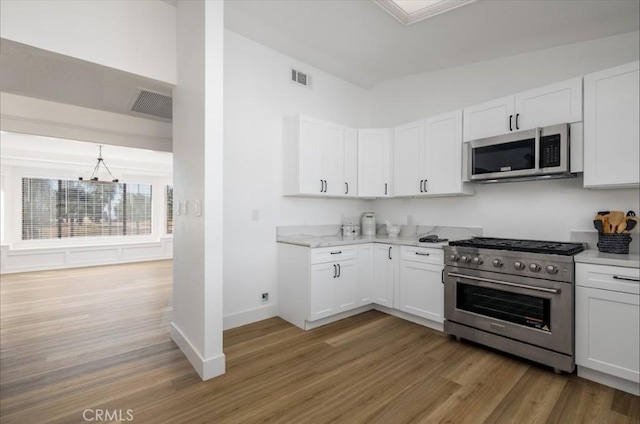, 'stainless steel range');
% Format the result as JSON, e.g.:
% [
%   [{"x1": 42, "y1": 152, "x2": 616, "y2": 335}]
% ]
[{"x1": 443, "y1": 237, "x2": 585, "y2": 373}]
